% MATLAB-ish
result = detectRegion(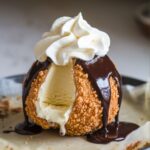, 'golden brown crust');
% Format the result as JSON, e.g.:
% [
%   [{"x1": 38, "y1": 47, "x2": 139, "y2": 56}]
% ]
[
  {"x1": 66, "y1": 64, "x2": 103, "y2": 135},
  {"x1": 108, "y1": 76, "x2": 119, "y2": 123},
  {"x1": 25, "y1": 64, "x2": 119, "y2": 135},
  {"x1": 25, "y1": 70, "x2": 58, "y2": 129}
]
